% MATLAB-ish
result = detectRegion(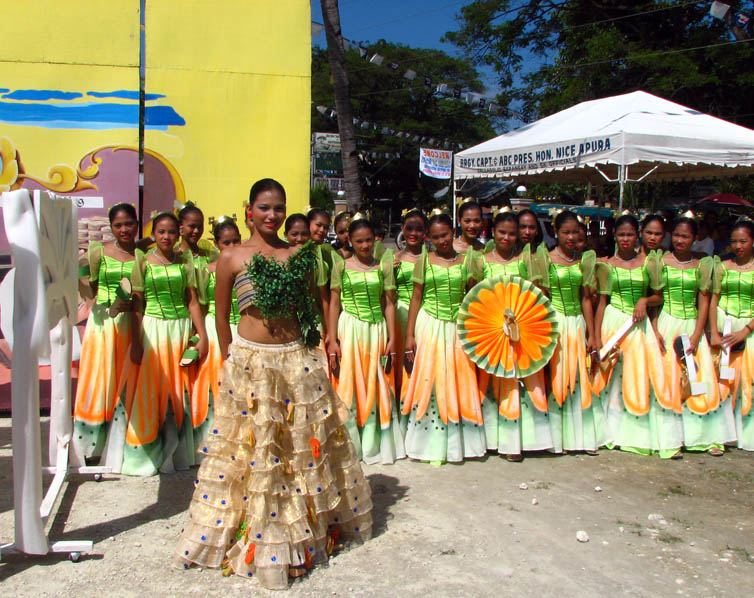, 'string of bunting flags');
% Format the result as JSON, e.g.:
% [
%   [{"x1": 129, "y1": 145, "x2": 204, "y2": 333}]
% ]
[{"x1": 315, "y1": 104, "x2": 464, "y2": 150}]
